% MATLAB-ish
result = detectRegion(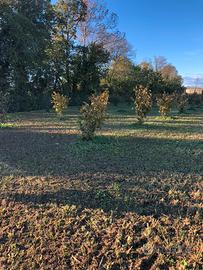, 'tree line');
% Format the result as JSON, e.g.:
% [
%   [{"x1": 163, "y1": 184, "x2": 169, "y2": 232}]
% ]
[{"x1": 0, "y1": 0, "x2": 184, "y2": 113}]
